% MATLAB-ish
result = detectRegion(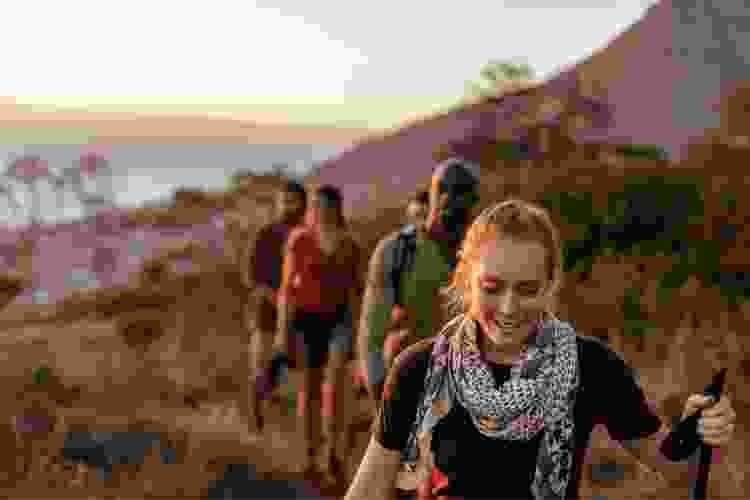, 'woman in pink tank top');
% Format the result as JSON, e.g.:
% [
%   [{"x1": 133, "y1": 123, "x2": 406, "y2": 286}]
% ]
[{"x1": 277, "y1": 185, "x2": 363, "y2": 488}]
